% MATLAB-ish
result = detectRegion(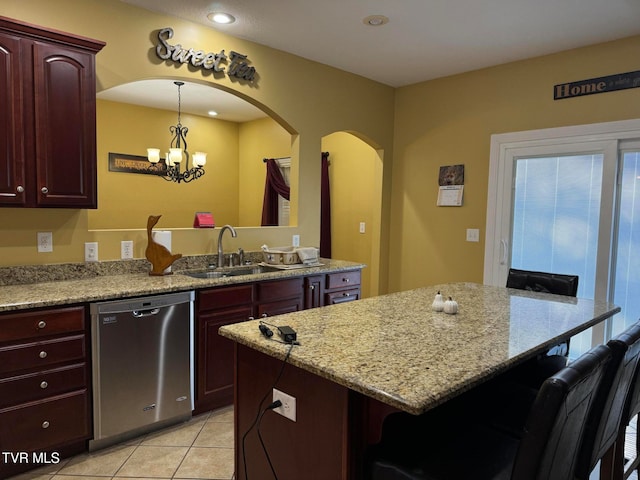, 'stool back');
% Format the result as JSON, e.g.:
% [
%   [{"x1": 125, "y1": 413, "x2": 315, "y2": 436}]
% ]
[
  {"x1": 576, "y1": 321, "x2": 640, "y2": 478},
  {"x1": 512, "y1": 344, "x2": 612, "y2": 480}
]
